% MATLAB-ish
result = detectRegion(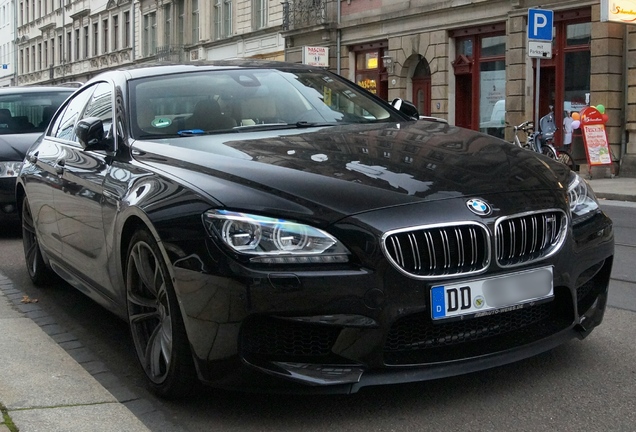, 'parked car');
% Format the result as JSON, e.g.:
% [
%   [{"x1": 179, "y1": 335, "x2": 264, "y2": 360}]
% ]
[
  {"x1": 16, "y1": 61, "x2": 614, "y2": 398},
  {"x1": 0, "y1": 86, "x2": 76, "y2": 223}
]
